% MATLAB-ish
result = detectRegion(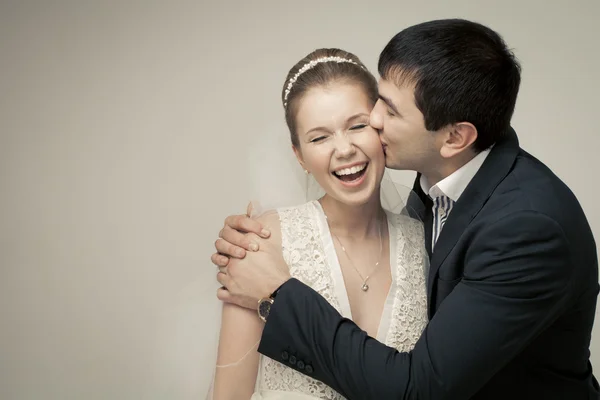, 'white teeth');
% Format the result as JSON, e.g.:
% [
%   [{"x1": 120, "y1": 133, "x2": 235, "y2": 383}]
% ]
[{"x1": 334, "y1": 163, "x2": 367, "y2": 176}]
